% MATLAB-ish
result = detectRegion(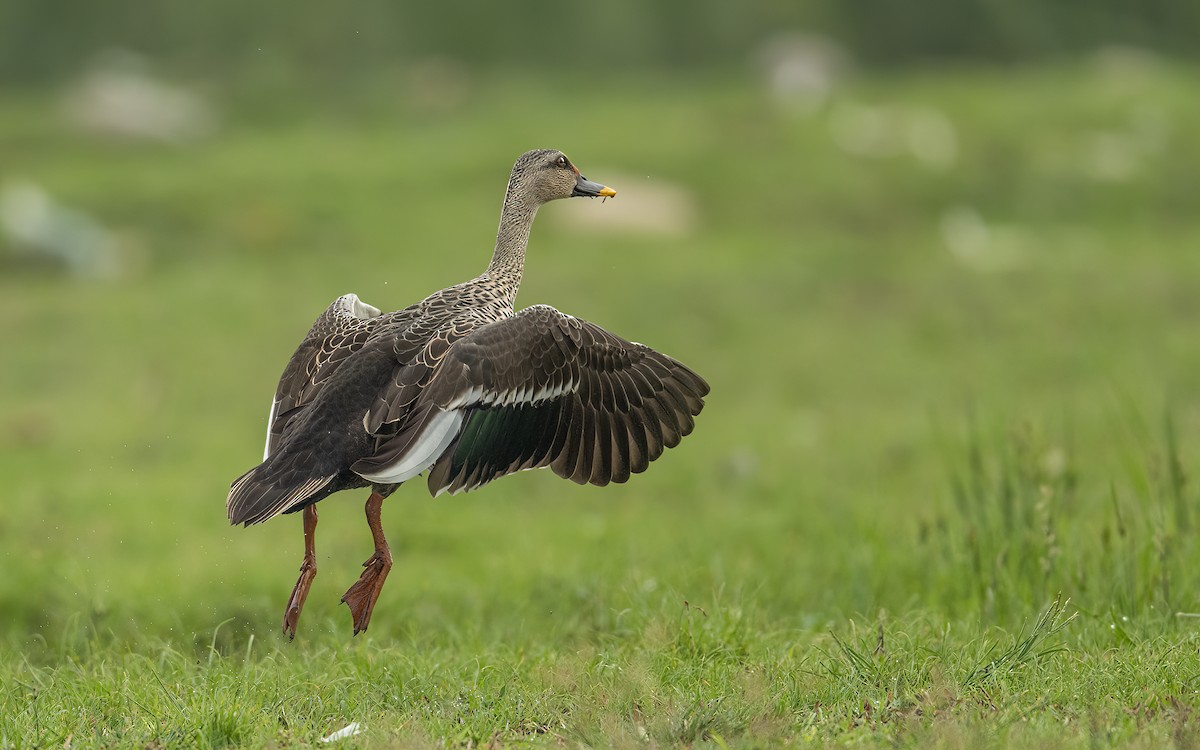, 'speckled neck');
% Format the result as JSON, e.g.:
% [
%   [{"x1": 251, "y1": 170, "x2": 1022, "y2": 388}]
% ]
[{"x1": 485, "y1": 182, "x2": 540, "y2": 304}]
